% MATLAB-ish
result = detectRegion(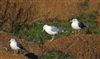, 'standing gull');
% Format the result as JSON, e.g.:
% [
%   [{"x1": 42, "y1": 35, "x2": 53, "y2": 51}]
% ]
[
  {"x1": 9, "y1": 38, "x2": 28, "y2": 54},
  {"x1": 42, "y1": 24, "x2": 64, "y2": 41},
  {"x1": 70, "y1": 19, "x2": 87, "y2": 33}
]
